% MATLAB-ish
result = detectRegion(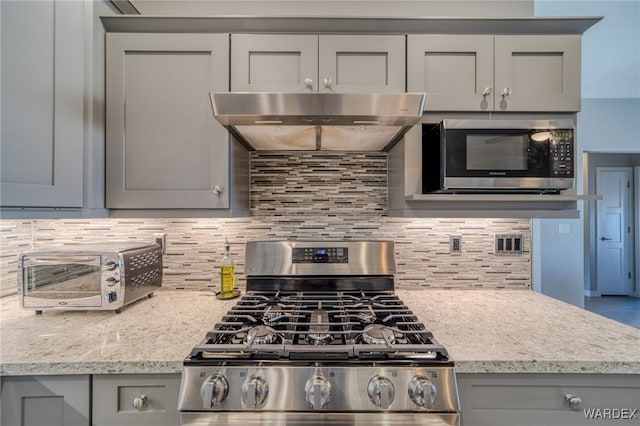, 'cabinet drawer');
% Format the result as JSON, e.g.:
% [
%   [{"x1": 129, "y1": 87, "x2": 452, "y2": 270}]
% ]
[
  {"x1": 92, "y1": 374, "x2": 180, "y2": 426},
  {"x1": 458, "y1": 373, "x2": 640, "y2": 426}
]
